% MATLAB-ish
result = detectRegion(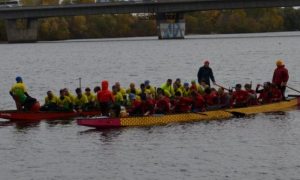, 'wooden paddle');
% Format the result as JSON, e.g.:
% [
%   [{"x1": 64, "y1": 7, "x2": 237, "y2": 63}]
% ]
[
  {"x1": 286, "y1": 85, "x2": 300, "y2": 94},
  {"x1": 215, "y1": 83, "x2": 230, "y2": 91}
]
